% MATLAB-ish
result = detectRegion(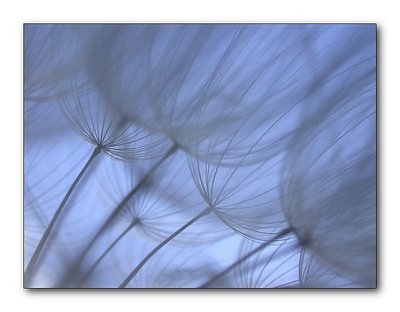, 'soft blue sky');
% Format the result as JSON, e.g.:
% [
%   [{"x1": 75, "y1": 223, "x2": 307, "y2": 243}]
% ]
[{"x1": 24, "y1": 24, "x2": 376, "y2": 288}]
